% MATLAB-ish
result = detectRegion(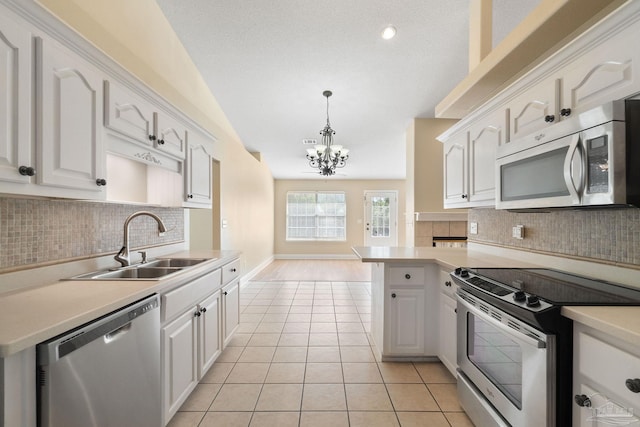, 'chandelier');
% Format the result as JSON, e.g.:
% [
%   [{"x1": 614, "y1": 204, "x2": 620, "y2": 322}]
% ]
[{"x1": 306, "y1": 90, "x2": 349, "y2": 176}]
